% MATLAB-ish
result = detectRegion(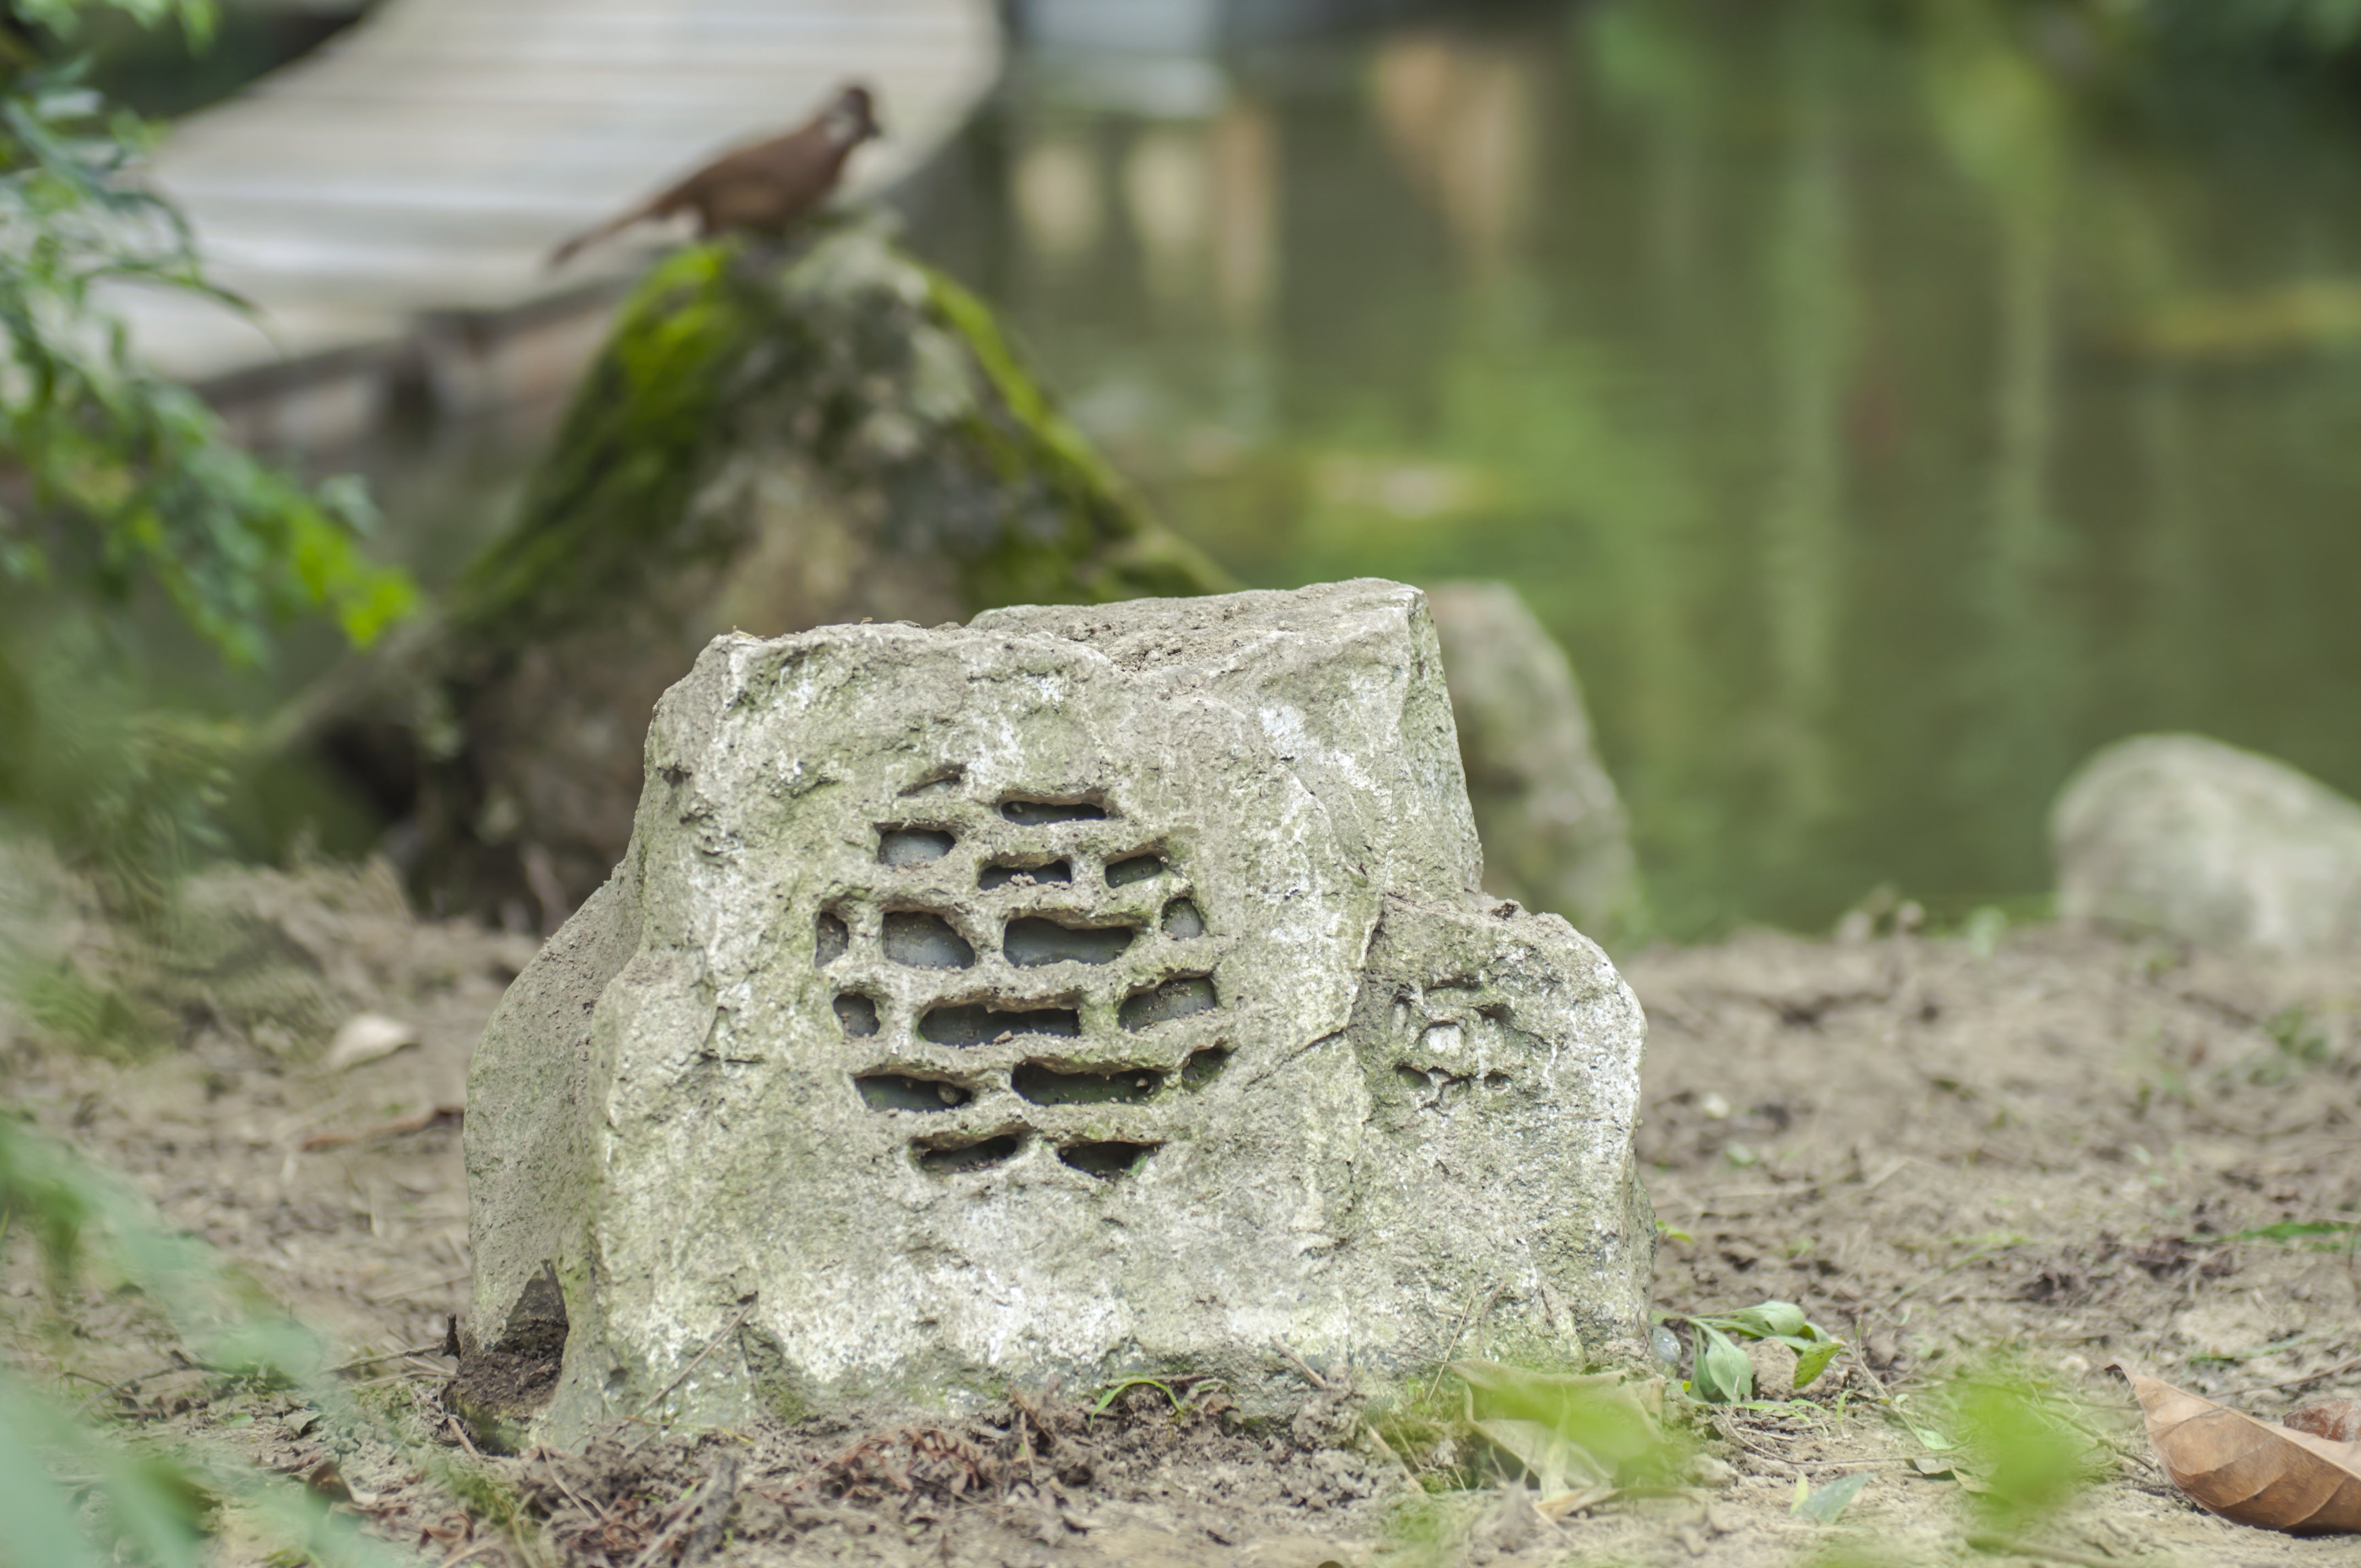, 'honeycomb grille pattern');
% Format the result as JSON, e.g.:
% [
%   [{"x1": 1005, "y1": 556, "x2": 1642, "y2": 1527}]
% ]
[{"x1": 818, "y1": 785, "x2": 1227, "y2": 1177}]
